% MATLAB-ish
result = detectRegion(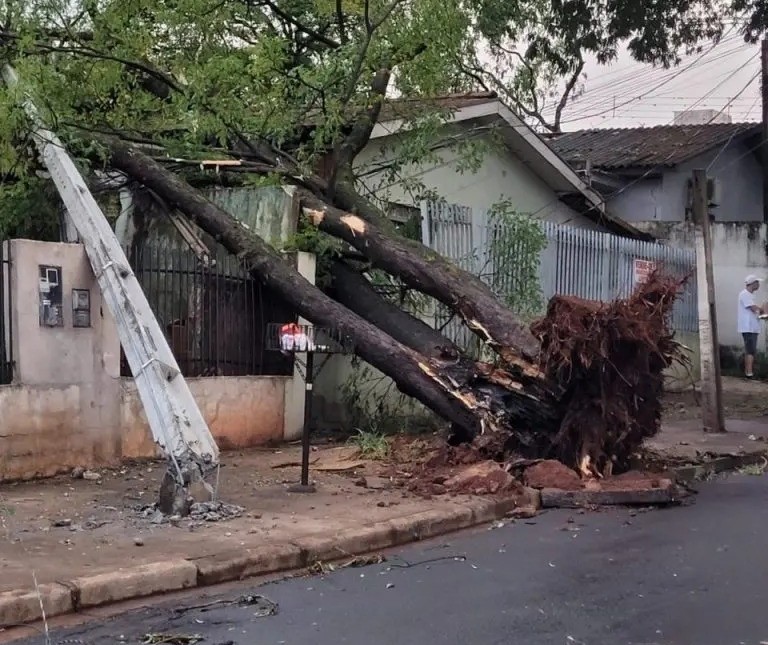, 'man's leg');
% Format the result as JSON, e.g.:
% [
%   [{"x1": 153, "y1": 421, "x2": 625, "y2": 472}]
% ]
[{"x1": 743, "y1": 333, "x2": 758, "y2": 377}]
